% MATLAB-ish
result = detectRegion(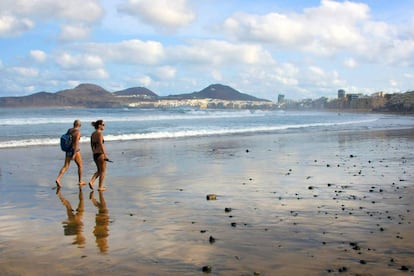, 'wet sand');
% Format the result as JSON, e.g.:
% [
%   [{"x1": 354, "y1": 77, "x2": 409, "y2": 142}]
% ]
[{"x1": 0, "y1": 128, "x2": 413, "y2": 275}]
